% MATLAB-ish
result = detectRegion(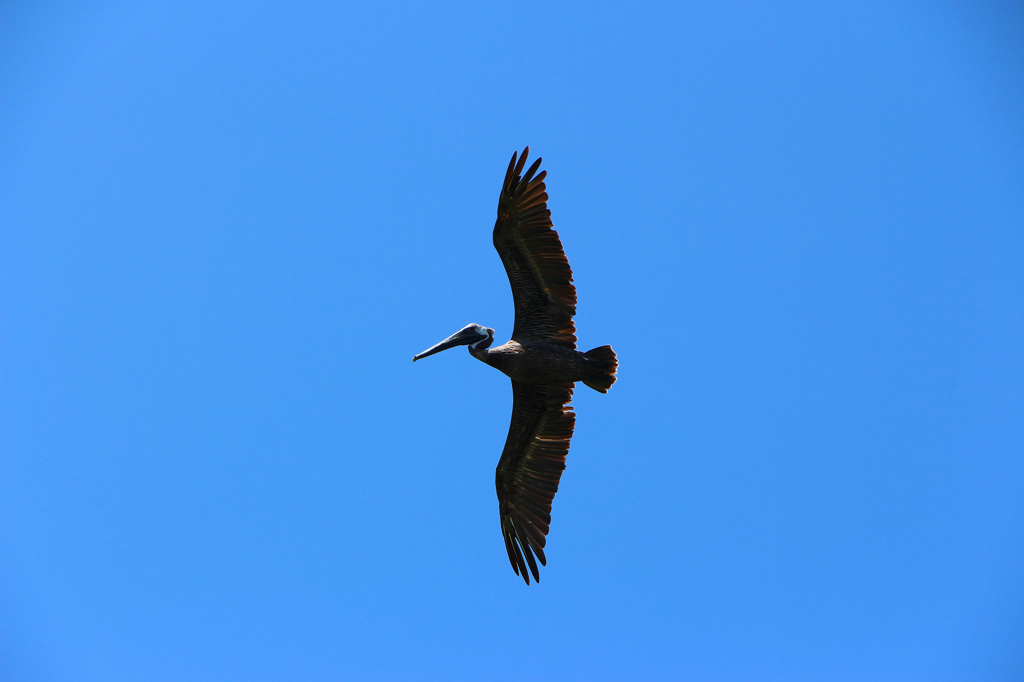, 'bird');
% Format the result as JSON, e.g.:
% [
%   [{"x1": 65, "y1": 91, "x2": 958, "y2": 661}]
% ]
[{"x1": 413, "y1": 148, "x2": 617, "y2": 584}]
